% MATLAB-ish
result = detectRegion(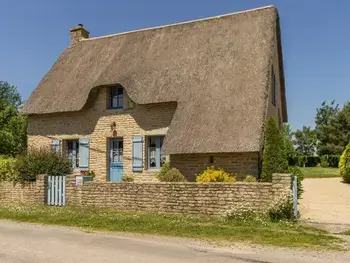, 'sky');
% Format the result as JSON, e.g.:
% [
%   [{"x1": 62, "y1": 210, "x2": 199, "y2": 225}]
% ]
[{"x1": 0, "y1": 0, "x2": 349, "y2": 130}]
